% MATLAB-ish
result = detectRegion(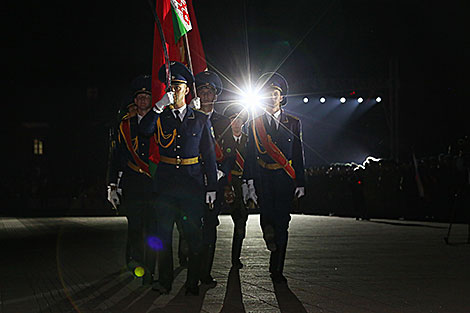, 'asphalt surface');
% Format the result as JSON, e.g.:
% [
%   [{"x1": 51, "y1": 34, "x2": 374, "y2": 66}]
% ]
[{"x1": 0, "y1": 215, "x2": 469, "y2": 313}]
